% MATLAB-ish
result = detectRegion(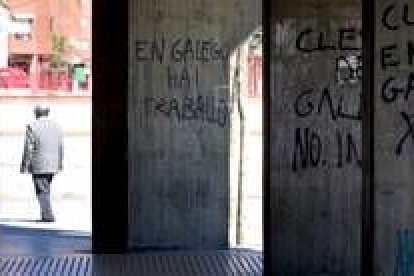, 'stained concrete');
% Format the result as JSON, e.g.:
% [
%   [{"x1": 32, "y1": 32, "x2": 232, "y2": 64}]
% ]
[
  {"x1": 270, "y1": 0, "x2": 362, "y2": 274},
  {"x1": 128, "y1": 1, "x2": 260, "y2": 249},
  {"x1": 374, "y1": 1, "x2": 414, "y2": 275}
]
